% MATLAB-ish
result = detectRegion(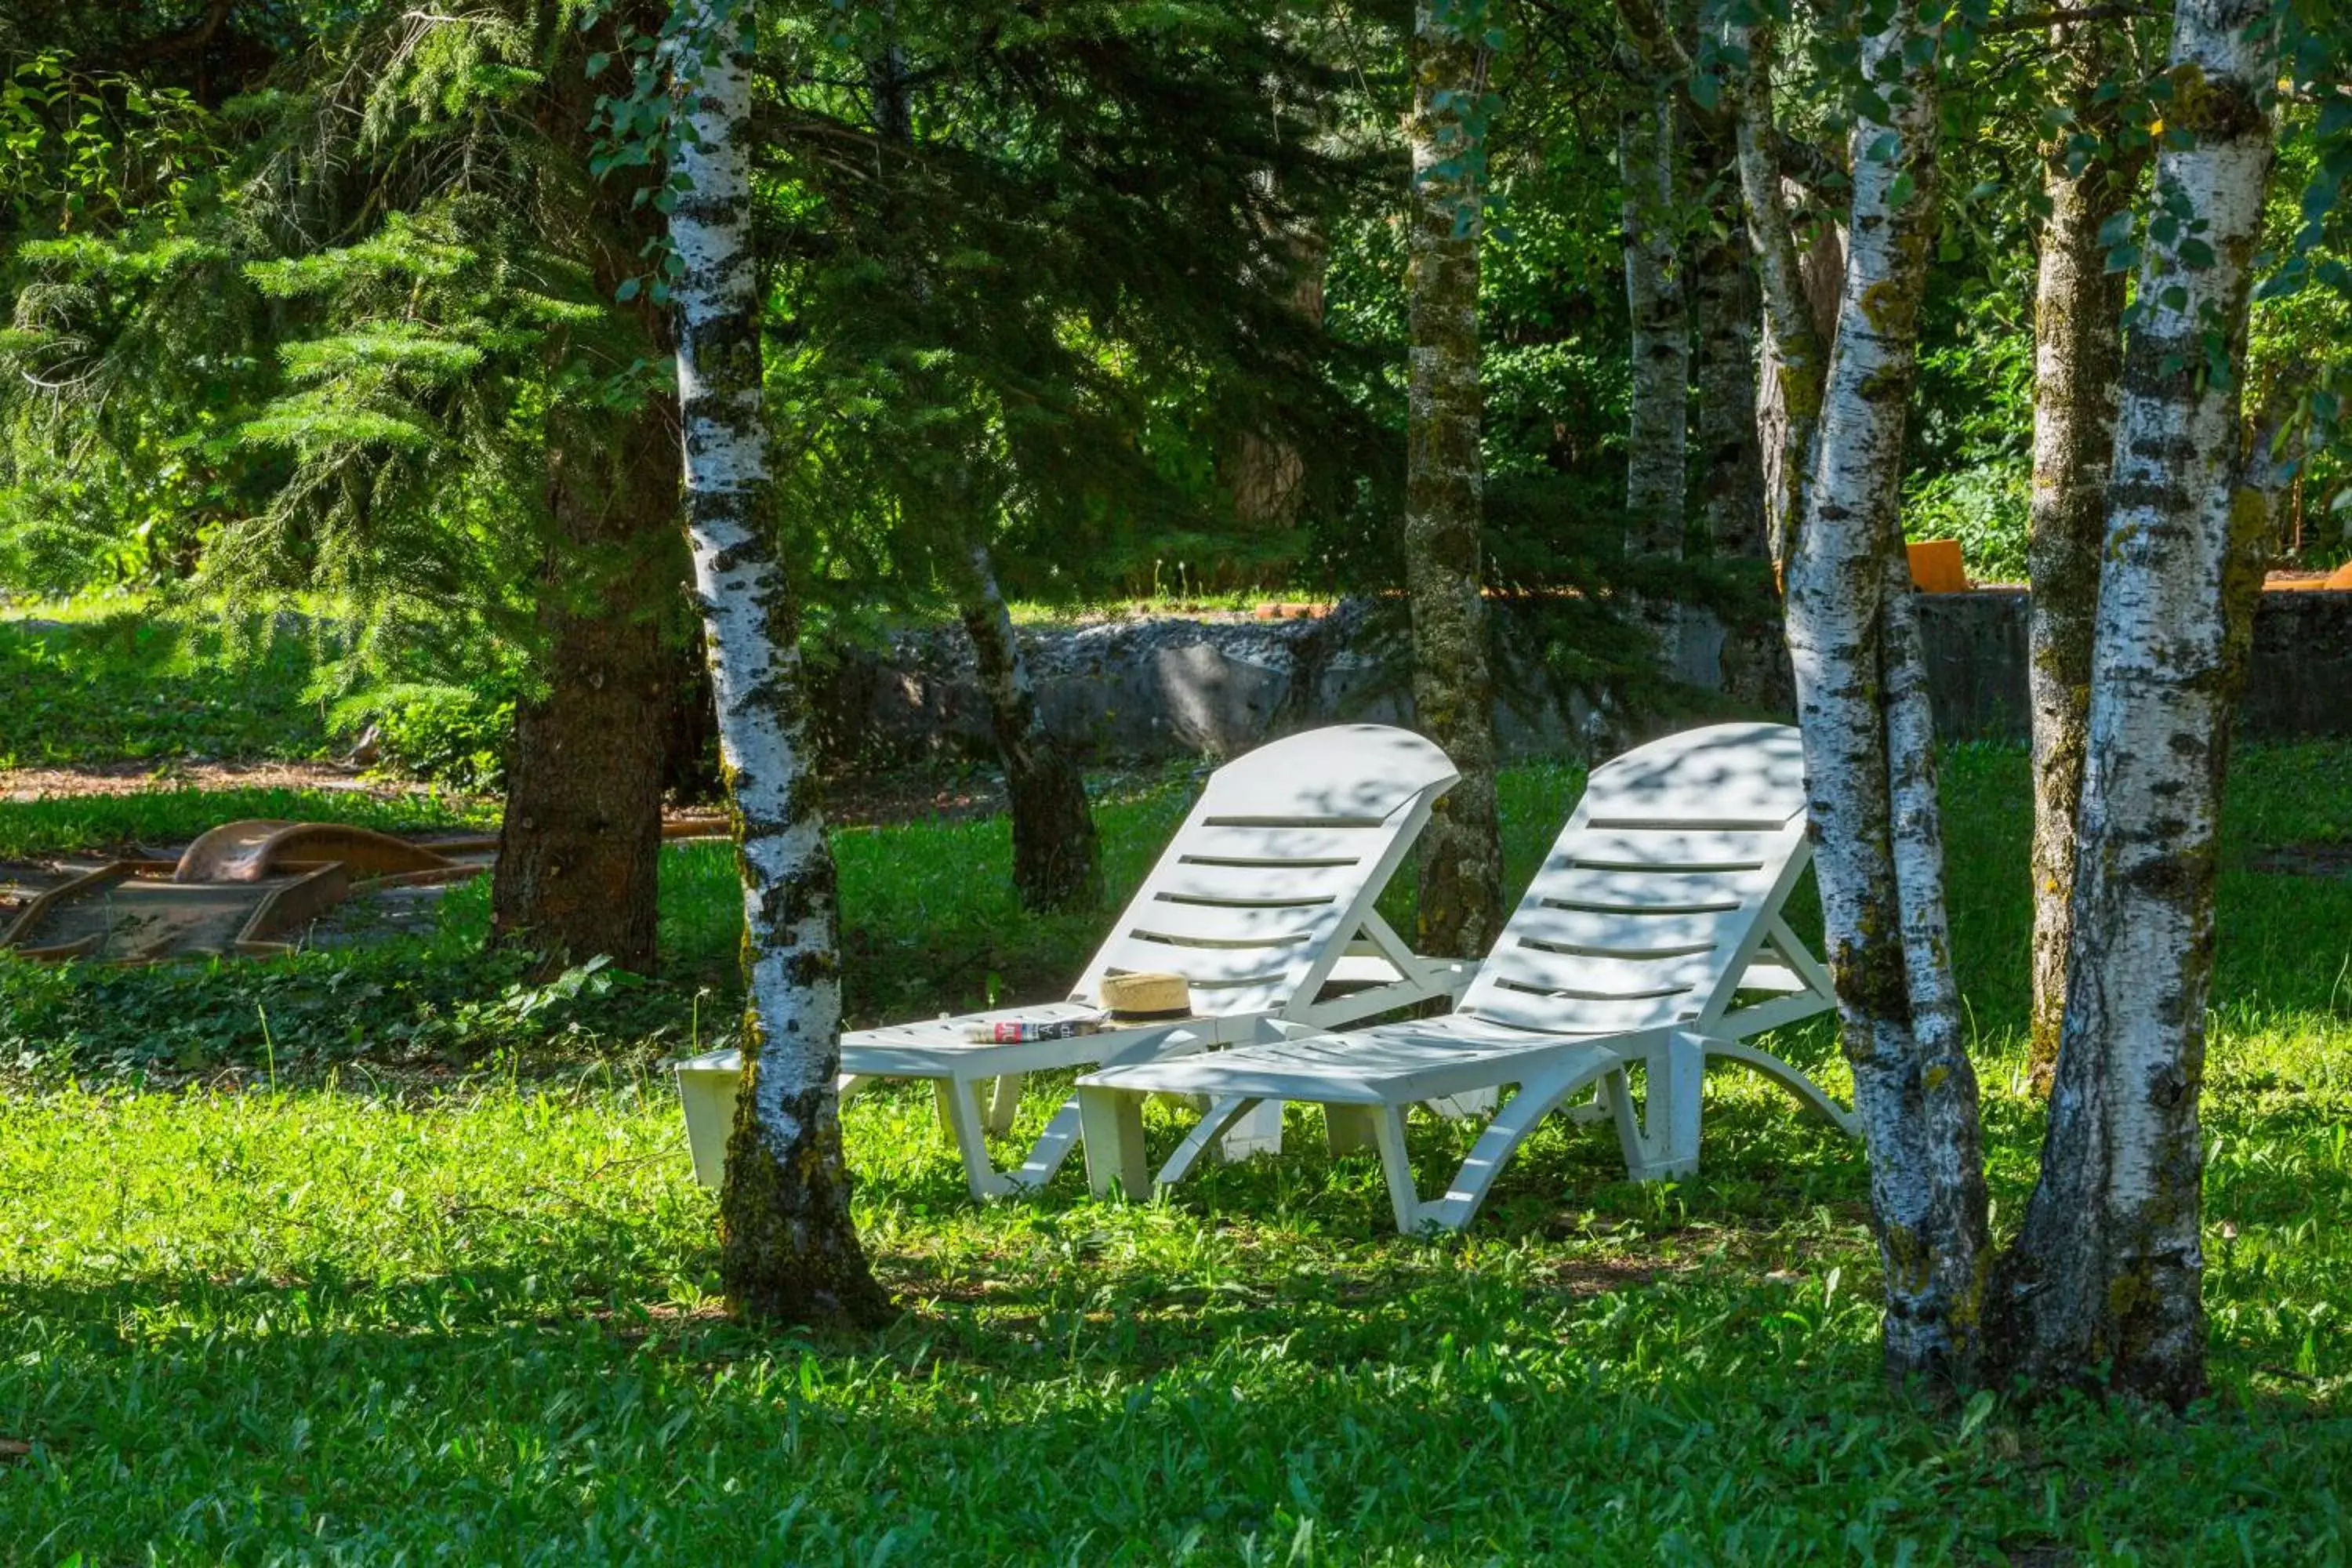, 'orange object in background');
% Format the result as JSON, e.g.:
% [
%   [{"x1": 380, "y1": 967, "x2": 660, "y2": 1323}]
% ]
[
  {"x1": 2332, "y1": 561, "x2": 2352, "y2": 590},
  {"x1": 1907, "y1": 538, "x2": 1969, "y2": 593}
]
